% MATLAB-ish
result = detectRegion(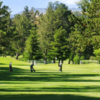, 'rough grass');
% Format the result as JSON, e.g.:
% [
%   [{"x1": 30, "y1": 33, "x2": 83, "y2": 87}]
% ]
[{"x1": 0, "y1": 56, "x2": 100, "y2": 100}]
